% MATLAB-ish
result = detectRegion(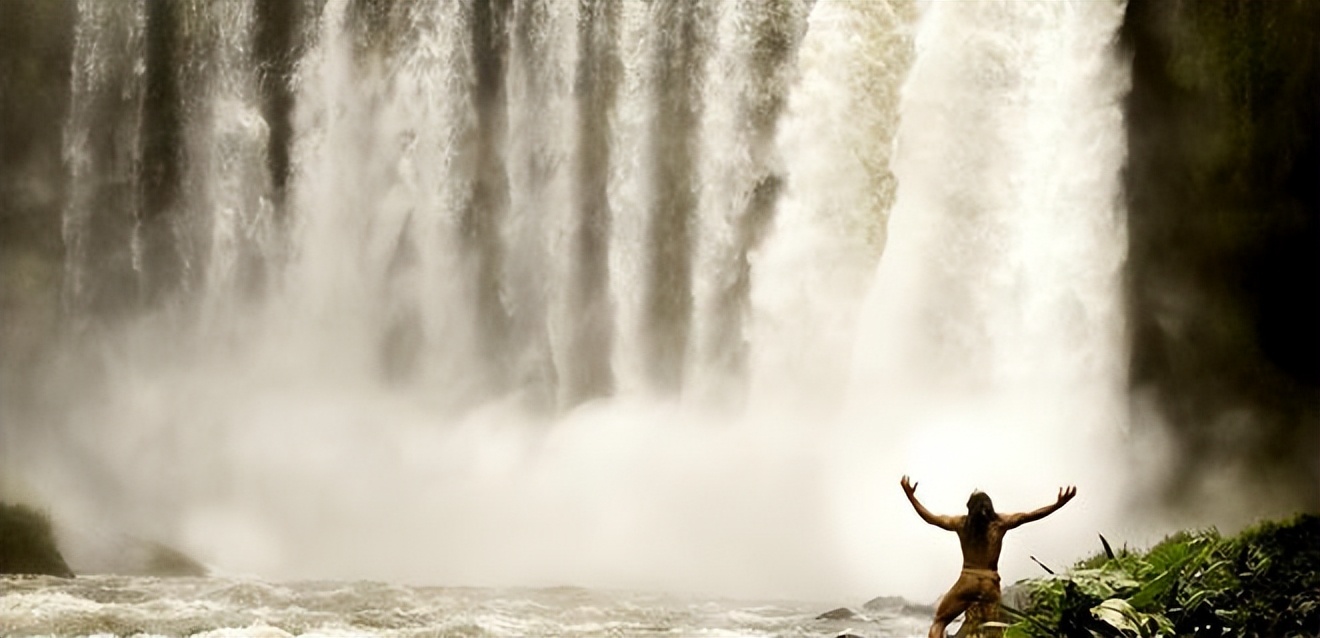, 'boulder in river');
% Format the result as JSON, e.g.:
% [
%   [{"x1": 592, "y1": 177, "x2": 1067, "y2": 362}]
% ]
[
  {"x1": 863, "y1": 594, "x2": 934, "y2": 618},
  {"x1": 816, "y1": 606, "x2": 859, "y2": 620}
]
